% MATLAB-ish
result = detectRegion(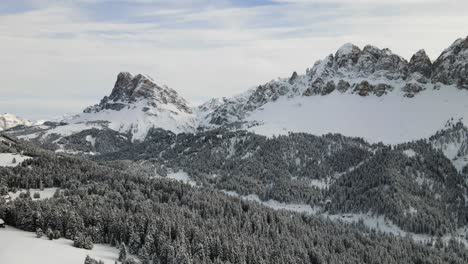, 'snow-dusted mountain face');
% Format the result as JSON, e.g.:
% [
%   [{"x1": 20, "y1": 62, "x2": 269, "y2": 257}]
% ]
[
  {"x1": 9, "y1": 72, "x2": 196, "y2": 148},
  {"x1": 69, "y1": 72, "x2": 195, "y2": 140},
  {"x1": 0, "y1": 113, "x2": 32, "y2": 131},
  {"x1": 198, "y1": 36, "x2": 468, "y2": 144}
]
